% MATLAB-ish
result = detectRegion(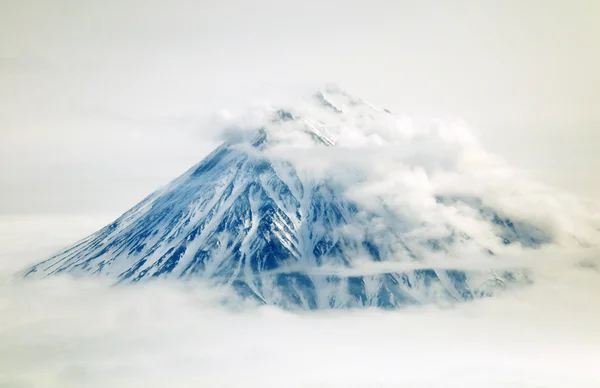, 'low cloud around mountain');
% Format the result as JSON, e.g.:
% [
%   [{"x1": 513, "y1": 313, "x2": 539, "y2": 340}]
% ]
[{"x1": 1, "y1": 215, "x2": 600, "y2": 387}]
